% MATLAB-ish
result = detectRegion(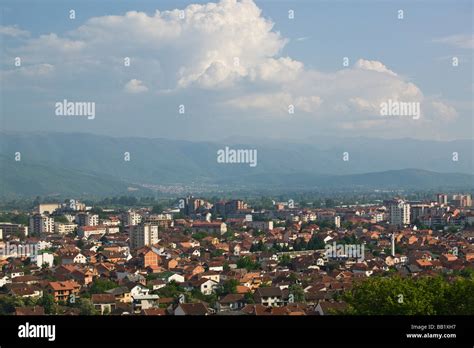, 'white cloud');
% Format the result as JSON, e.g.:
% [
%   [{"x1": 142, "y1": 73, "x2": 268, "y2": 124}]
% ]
[
  {"x1": 124, "y1": 79, "x2": 148, "y2": 93},
  {"x1": 432, "y1": 34, "x2": 473, "y2": 49},
  {"x1": 0, "y1": 0, "x2": 460, "y2": 136},
  {"x1": 0, "y1": 25, "x2": 29, "y2": 37},
  {"x1": 354, "y1": 59, "x2": 397, "y2": 76}
]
